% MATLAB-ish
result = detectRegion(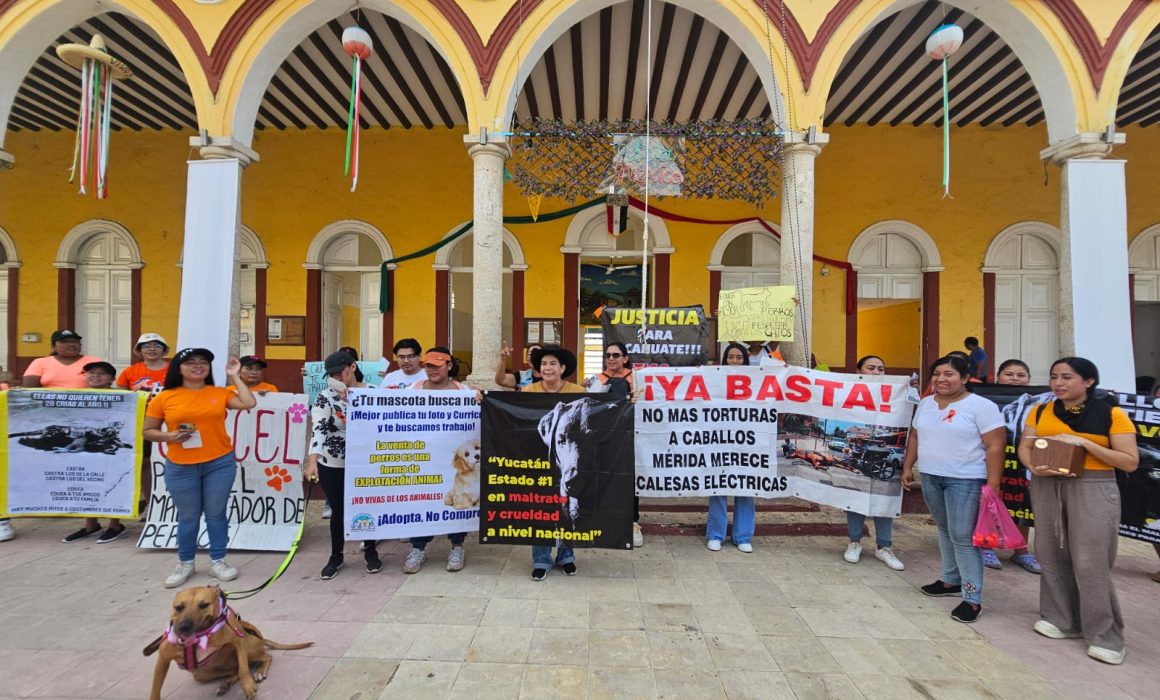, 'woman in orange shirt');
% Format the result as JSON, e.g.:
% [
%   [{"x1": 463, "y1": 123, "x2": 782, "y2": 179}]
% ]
[
  {"x1": 143, "y1": 348, "x2": 256, "y2": 588},
  {"x1": 116, "y1": 333, "x2": 170, "y2": 516},
  {"x1": 1018, "y1": 357, "x2": 1138, "y2": 665}
]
